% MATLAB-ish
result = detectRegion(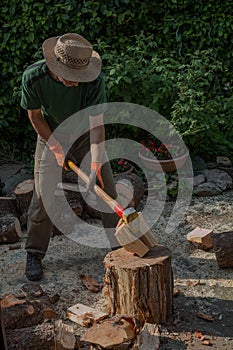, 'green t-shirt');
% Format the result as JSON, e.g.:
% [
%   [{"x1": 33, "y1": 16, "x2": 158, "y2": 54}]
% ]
[{"x1": 20, "y1": 59, "x2": 107, "y2": 133}]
